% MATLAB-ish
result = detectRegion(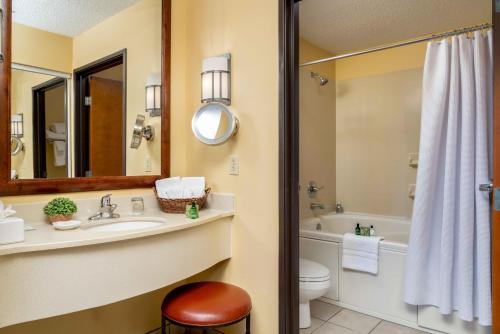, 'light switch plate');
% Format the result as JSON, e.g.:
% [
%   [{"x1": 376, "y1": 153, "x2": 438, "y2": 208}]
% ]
[
  {"x1": 229, "y1": 155, "x2": 239, "y2": 175},
  {"x1": 408, "y1": 153, "x2": 419, "y2": 168}
]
